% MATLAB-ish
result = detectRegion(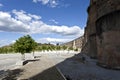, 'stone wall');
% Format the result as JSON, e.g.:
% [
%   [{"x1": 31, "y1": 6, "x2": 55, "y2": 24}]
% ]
[{"x1": 82, "y1": 0, "x2": 120, "y2": 69}]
